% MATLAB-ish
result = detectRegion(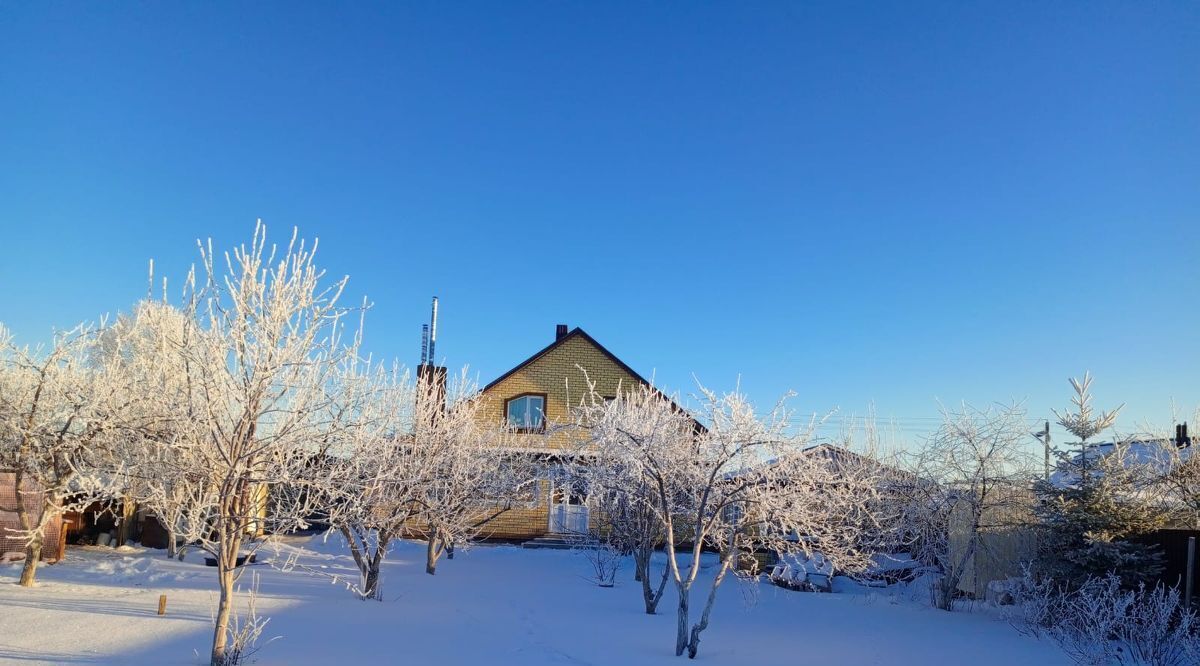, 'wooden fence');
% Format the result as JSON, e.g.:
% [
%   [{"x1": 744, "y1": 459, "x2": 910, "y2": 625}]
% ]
[{"x1": 1137, "y1": 528, "x2": 1199, "y2": 601}]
